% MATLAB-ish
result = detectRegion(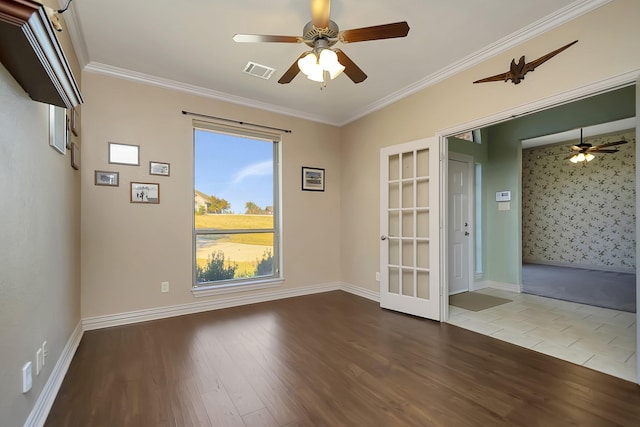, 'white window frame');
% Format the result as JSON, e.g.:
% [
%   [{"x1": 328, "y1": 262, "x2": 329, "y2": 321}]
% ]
[{"x1": 191, "y1": 121, "x2": 283, "y2": 297}]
